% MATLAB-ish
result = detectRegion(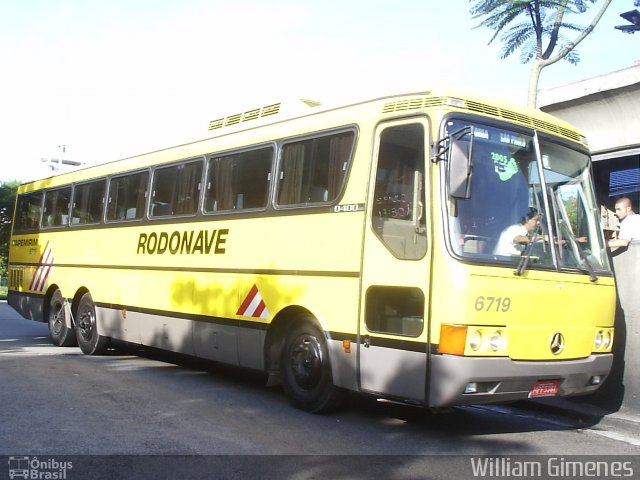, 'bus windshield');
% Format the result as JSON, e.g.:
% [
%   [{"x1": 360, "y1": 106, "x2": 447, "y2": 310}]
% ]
[{"x1": 445, "y1": 119, "x2": 612, "y2": 275}]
